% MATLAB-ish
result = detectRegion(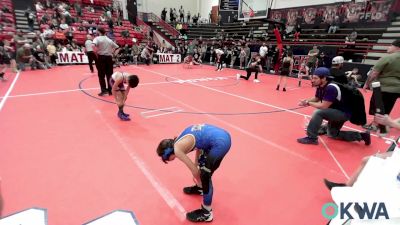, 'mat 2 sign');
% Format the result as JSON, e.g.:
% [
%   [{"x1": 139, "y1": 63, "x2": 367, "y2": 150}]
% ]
[
  {"x1": 157, "y1": 53, "x2": 181, "y2": 64},
  {"x1": 322, "y1": 202, "x2": 389, "y2": 220}
]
